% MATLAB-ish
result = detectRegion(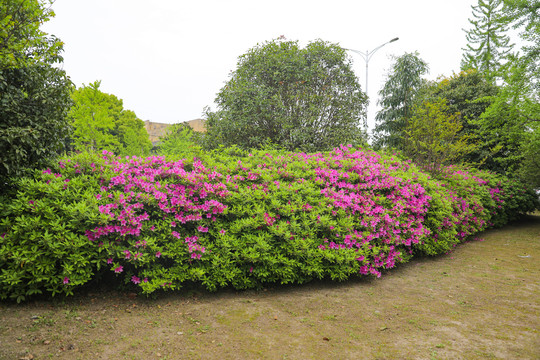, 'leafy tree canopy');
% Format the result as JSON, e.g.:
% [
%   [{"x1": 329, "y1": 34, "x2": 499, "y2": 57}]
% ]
[
  {"x1": 417, "y1": 70, "x2": 502, "y2": 169},
  {"x1": 69, "y1": 81, "x2": 152, "y2": 156},
  {"x1": 503, "y1": 0, "x2": 539, "y2": 85},
  {"x1": 498, "y1": 0, "x2": 540, "y2": 120},
  {"x1": 204, "y1": 38, "x2": 368, "y2": 152},
  {"x1": 471, "y1": 64, "x2": 537, "y2": 178},
  {"x1": 461, "y1": 0, "x2": 514, "y2": 83},
  {"x1": 462, "y1": 1, "x2": 539, "y2": 182},
  {"x1": 421, "y1": 70, "x2": 498, "y2": 128},
  {"x1": 0, "y1": 64, "x2": 72, "y2": 184},
  {"x1": 404, "y1": 98, "x2": 477, "y2": 174},
  {"x1": 373, "y1": 52, "x2": 429, "y2": 150},
  {"x1": 154, "y1": 123, "x2": 202, "y2": 159},
  {"x1": 0, "y1": 0, "x2": 72, "y2": 188},
  {"x1": 517, "y1": 124, "x2": 540, "y2": 189},
  {"x1": 0, "y1": 0, "x2": 63, "y2": 68}
]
